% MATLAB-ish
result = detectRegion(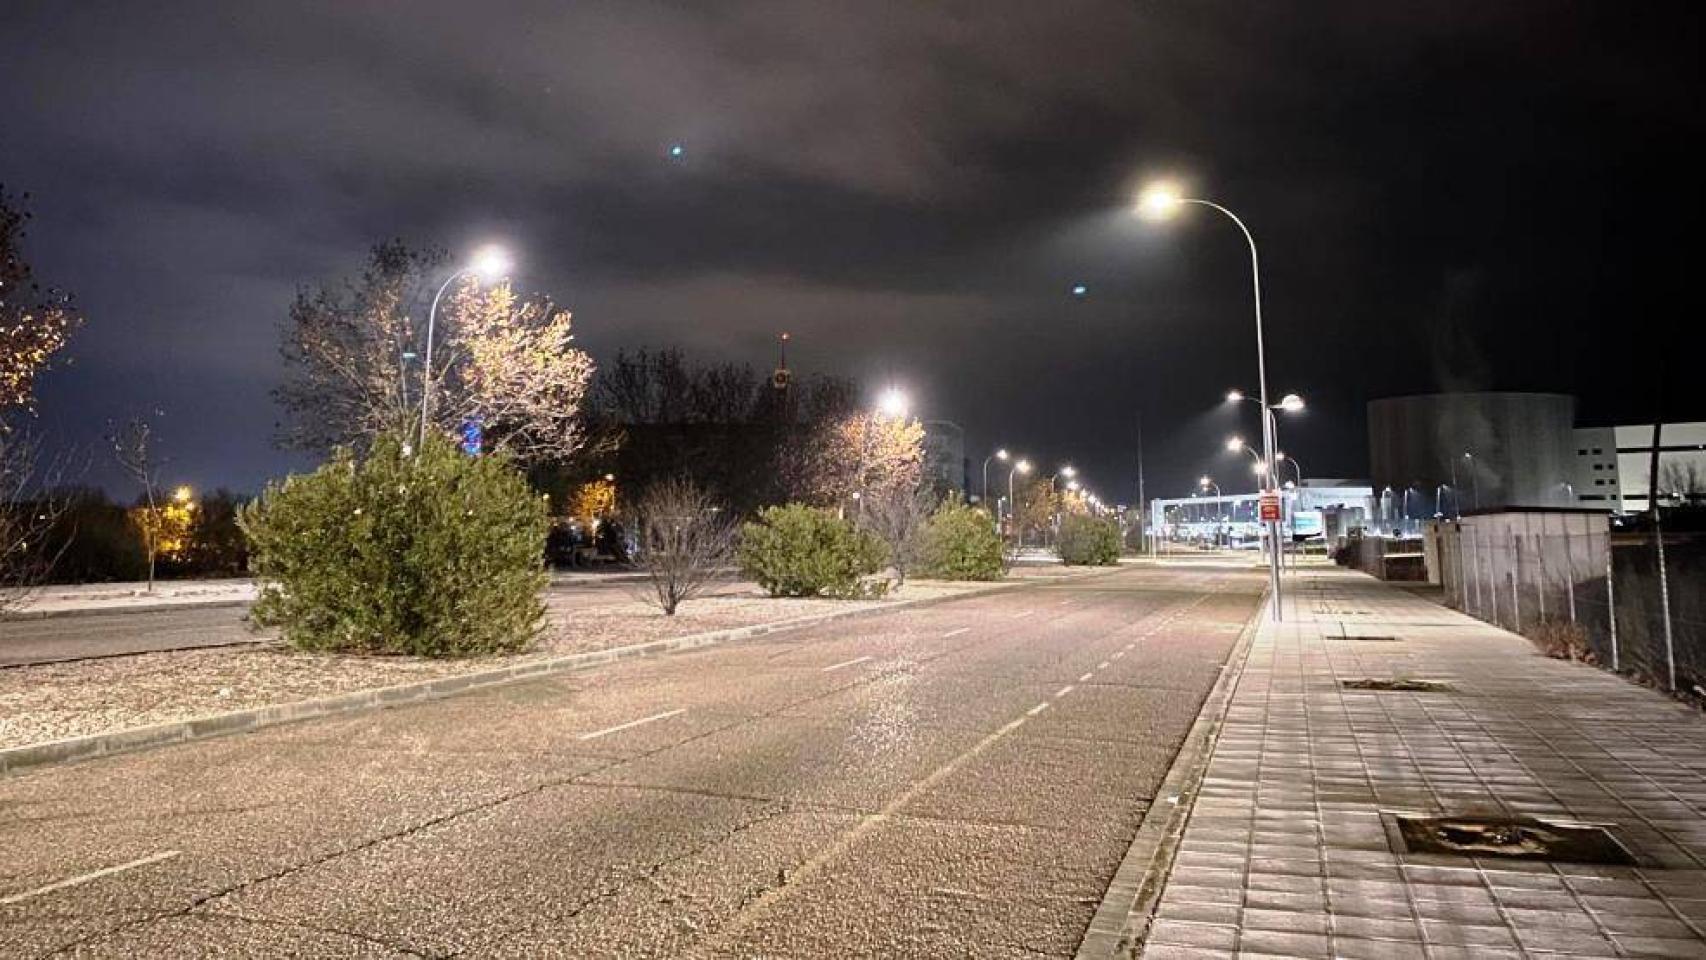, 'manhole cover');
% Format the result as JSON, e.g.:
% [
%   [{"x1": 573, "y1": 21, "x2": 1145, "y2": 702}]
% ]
[
  {"x1": 1383, "y1": 813, "x2": 1635, "y2": 865},
  {"x1": 1341, "y1": 678, "x2": 1450, "y2": 692}
]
